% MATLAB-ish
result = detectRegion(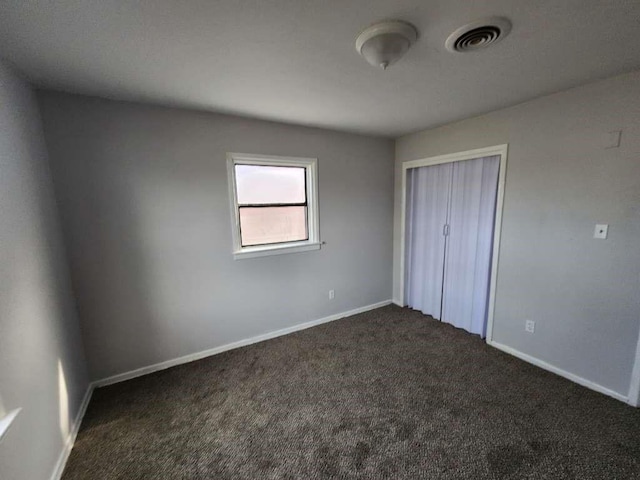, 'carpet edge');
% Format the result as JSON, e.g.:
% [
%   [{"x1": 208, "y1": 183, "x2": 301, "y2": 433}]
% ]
[
  {"x1": 488, "y1": 340, "x2": 629, "y2": 404},
  {"x1": 93, "y1": 299, "x2": 393, "y2": 388}
]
